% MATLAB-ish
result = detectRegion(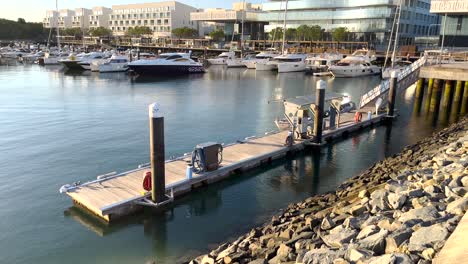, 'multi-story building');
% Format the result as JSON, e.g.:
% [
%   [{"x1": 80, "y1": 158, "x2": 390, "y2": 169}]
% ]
[
  {"x1": 43, "y1": 10, "x2": 58, "y2": 28},
  {"x1": 431, "y1": 0, "x2": 468, "y2": 47},
  {"x1": 190, "y1": 2, "x2": 267, "y2": 40},
  {"x1": 258, "y1": 0, "x2": 440, "y2": 49},
  {"x1": 71, "y1": 8, "x2": 92, "y2": 29},
  {"x1": 89, "y1": 7, "x2": 112, "y2": 29},
  {"x1": 109, "y1": 1, "x2": 198, "y2": 38},
  {"x1": 57, "y1": 9, "x2": 75, "y2": 29}
]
